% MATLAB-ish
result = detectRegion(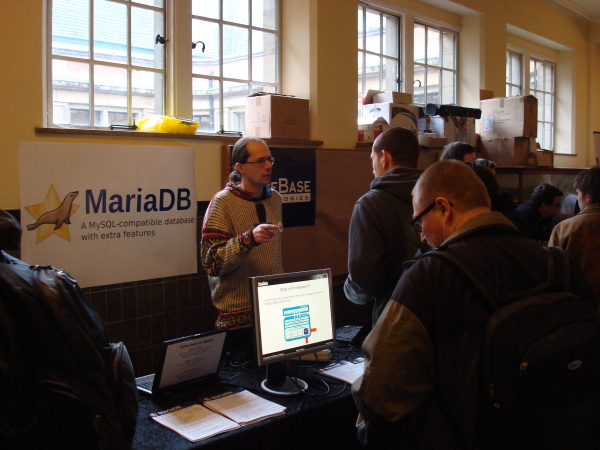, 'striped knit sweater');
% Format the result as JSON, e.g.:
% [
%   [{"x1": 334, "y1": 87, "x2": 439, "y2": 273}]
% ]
[{"x1": 201, "y1": 183, "x2": 283, "y2": 325}]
